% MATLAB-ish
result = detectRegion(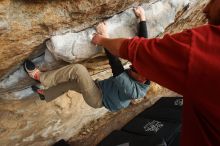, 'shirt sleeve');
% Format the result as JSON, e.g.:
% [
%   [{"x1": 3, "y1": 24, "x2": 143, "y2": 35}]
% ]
[
  {"x1": 138, "y1": 21, "x2": 148, "y2": 38},
  {"x1": 119, "y1": 30, "x2": 192, "y2": 94}
]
